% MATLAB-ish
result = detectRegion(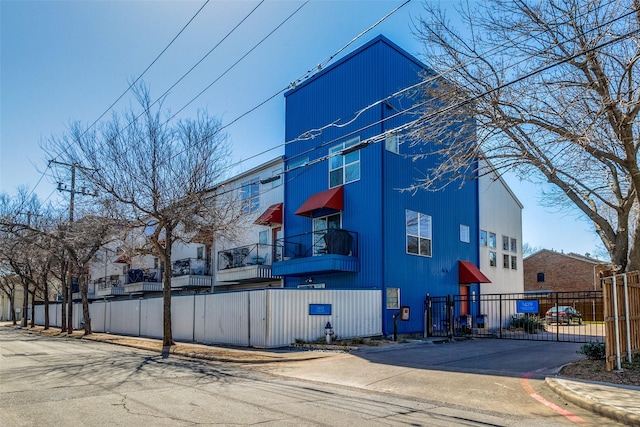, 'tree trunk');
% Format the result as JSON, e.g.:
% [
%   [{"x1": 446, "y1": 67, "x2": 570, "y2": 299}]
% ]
[
  {"x1": 81, "y1": 275, "x2": 91, "y2": 335},
  {"x1": 67, "y1": 274, "x2": 73, "y2": 334},
  {"x1": 43, "y1": 278, "x2": 50, "y2": 330},
  {"x1": 29, "y1": 289, "x2": 35, "y2": 328},
  {"x1": 162, "y1": 229, "x2": 174, "y2": 349},
  {"x1": 61, "y1": 264, "x2": 67, "y2": 332},
  {"x1": 10, "y1": 290, "x2": 16, "y2": 326},
  {"x1": 21, "y1": 282, "x2": 28, "y2": 327}
]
